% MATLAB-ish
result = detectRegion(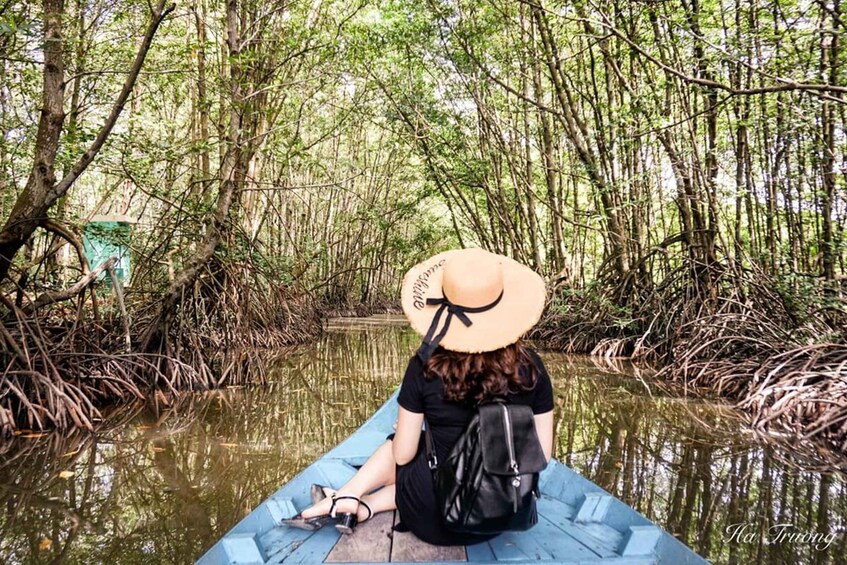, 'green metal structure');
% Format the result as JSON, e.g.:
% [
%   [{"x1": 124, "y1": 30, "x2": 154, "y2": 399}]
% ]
[{"x1": 82, "y1": 214, "x2": 136, "y2": 285}]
